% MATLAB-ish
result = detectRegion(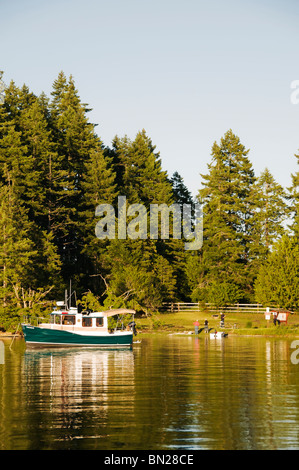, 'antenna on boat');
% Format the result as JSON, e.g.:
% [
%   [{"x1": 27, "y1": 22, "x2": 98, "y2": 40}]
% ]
[{"x1": 65, "y1": 279, "x2": 76, "y2": 310}]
